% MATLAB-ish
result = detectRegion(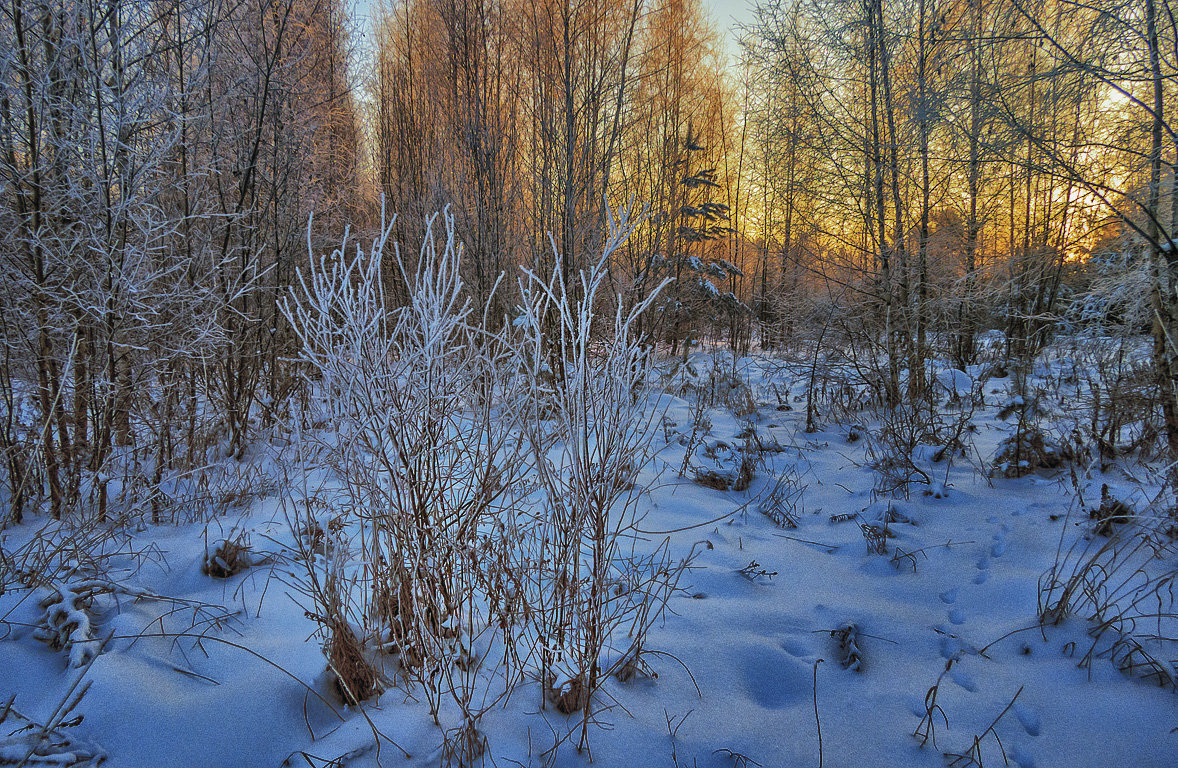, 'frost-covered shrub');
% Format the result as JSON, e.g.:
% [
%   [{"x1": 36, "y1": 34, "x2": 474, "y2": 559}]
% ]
[
  {"x1": 992, "y1": 390, "x2": 1073, "y2": 477},
  {"x1": 286, "y1": 205, "x2": 695, "y2": 758},
  {"x1": 514, "y1": 205, "x2": 698, "y2": 753},
  {"x1": 284, "y1": 209, "x2": 525, "y2": 730},
  {"x1": 991, "y1": 427, "x2": 1072, "y2": 477},
  {"x1": 692, "y1": 440, "x2": 755, "y2": 491},
  {"x1": 1066, "y1": 248, "x2": 1152, "y2": 333}
]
